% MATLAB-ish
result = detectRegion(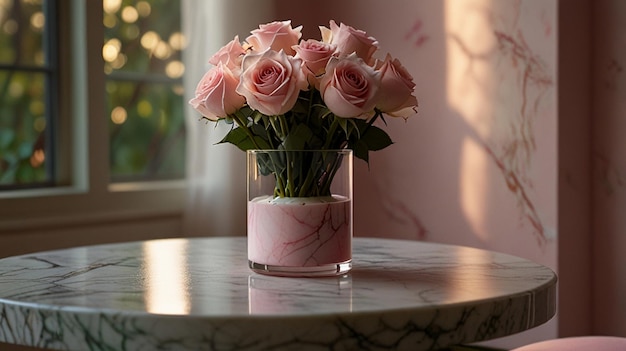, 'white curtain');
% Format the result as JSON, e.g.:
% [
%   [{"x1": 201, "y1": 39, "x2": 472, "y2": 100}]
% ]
[{"x1": 181, "y1": 1, "x2": 276, "y2": 237}]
